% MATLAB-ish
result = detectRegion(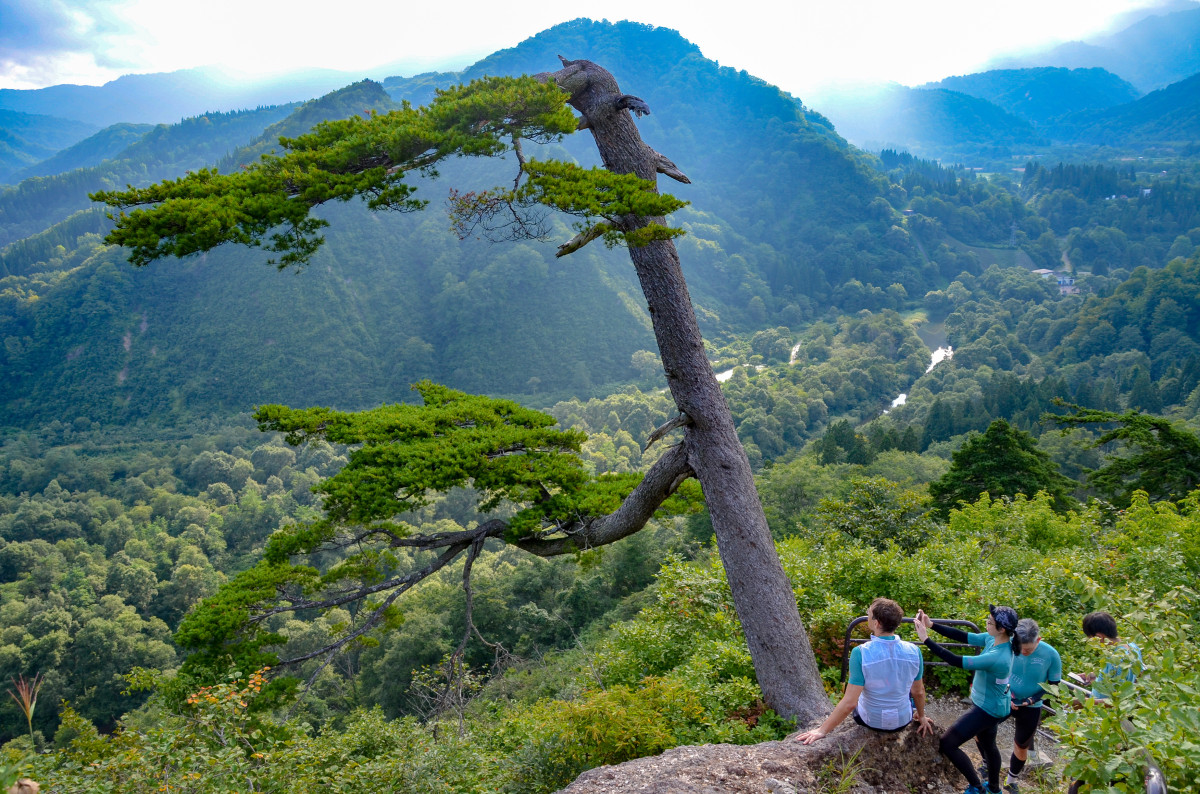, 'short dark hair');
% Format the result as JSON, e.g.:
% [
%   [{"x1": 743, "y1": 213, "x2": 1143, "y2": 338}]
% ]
[
  {"x1": 869, "y1": 598, "x2": 904, "y2": 632},
  {"x1": 1083, "y1": 611, "x2": 1118, "y2": 639}
]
